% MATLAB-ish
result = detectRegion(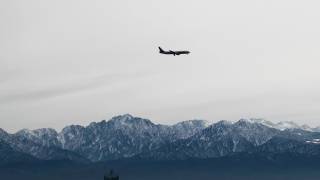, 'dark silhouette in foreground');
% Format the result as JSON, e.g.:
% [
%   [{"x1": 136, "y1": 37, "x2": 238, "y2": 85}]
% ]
[
  {"x1": 158, "y1": 47, "x2": 190, "y2": 56},
  {"x1": 104, "y1": 170, "x2": 119, "y2": 180}
]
